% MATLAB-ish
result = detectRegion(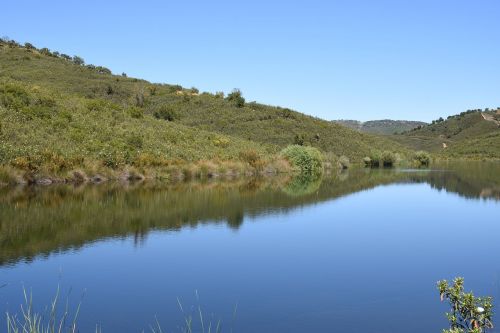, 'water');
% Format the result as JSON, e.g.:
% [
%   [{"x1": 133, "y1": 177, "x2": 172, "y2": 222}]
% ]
[{"x1": 0, "y1": 162, "x2": 499, "y2": 332}]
